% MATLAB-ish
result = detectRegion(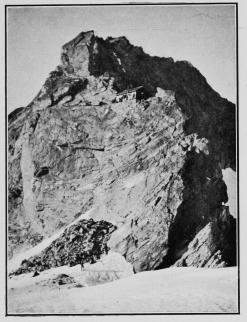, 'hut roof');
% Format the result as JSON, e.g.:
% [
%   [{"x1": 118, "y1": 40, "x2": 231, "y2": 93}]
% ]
[{"x1": 117, "y1": 86, "x2": 144, "y2": 96}]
